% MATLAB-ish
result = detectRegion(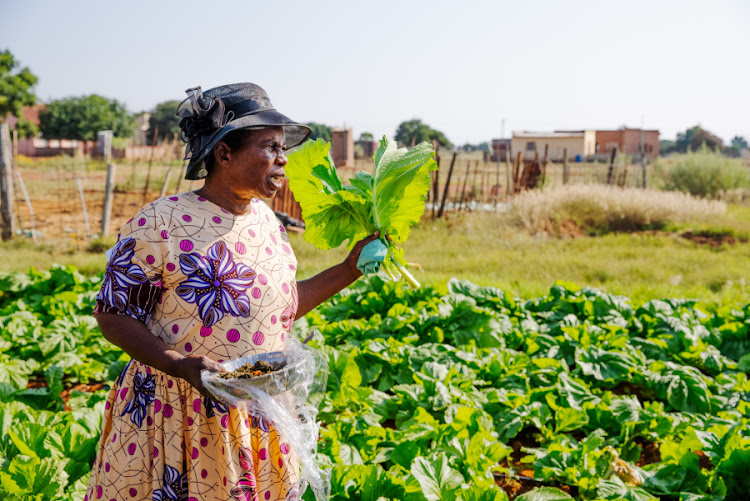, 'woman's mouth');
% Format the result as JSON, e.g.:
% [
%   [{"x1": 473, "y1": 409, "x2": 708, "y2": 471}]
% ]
[{"x1": 269, "y1": 175, "x2": 284, "y2": 189}]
